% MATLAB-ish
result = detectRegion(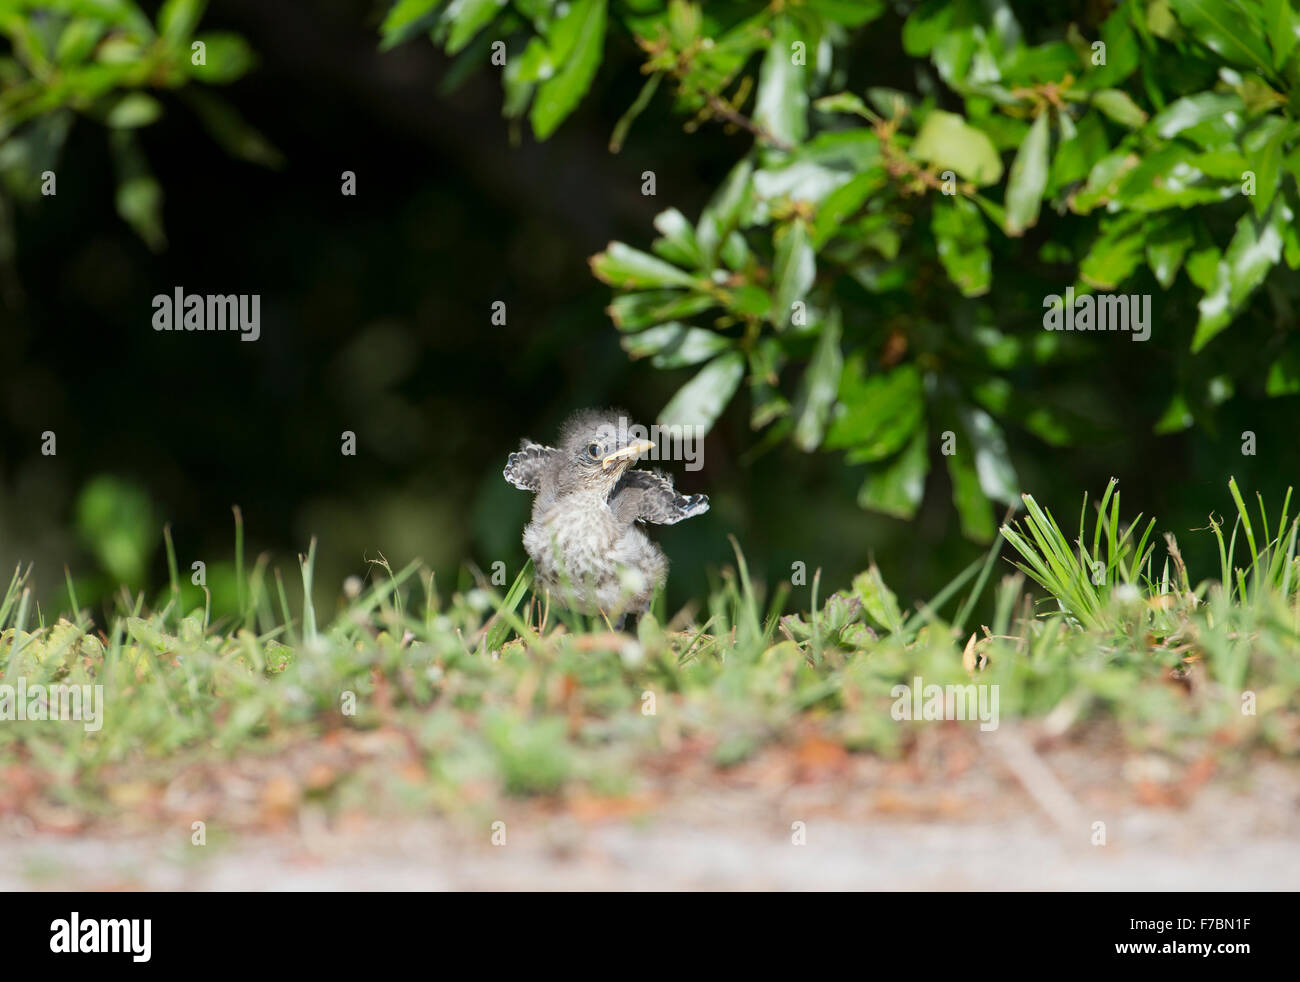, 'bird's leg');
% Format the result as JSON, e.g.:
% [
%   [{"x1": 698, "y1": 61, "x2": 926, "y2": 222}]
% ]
[{"x1": 597, "y1": 608, "x2": 627, "y2": 633}]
